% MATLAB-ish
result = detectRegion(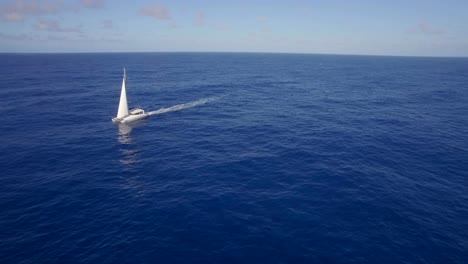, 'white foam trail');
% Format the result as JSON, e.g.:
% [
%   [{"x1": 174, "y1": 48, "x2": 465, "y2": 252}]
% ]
[{"x1": 147, "y1": 97, "x2": 217, "y2": 116}]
